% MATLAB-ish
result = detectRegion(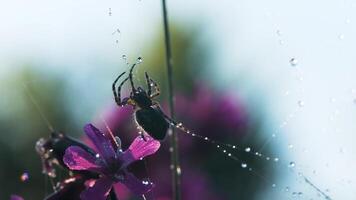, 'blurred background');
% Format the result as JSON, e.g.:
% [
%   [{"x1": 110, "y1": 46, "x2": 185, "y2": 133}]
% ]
[{"x1": 1, "y1": 0, "x2": 356, "y2": 199}]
